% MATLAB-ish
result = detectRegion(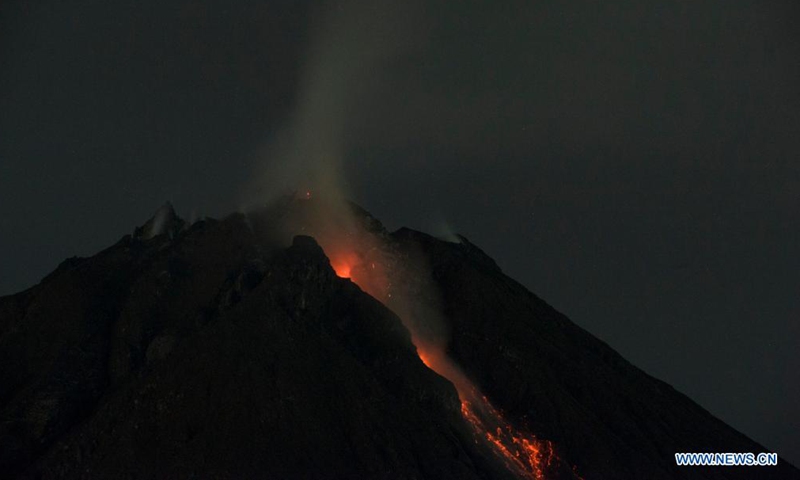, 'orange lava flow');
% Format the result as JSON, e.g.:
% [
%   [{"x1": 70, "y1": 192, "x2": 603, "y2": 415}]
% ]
[
  {"x1": 399, "y1": 345, "x2": 573, "y2": 480},
  {"x1": 459, "y1": 389, "x2": 557, "y2": 480},
  {"x1": 320, "y1": 239, "x2": 578, "y2": 480}
]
